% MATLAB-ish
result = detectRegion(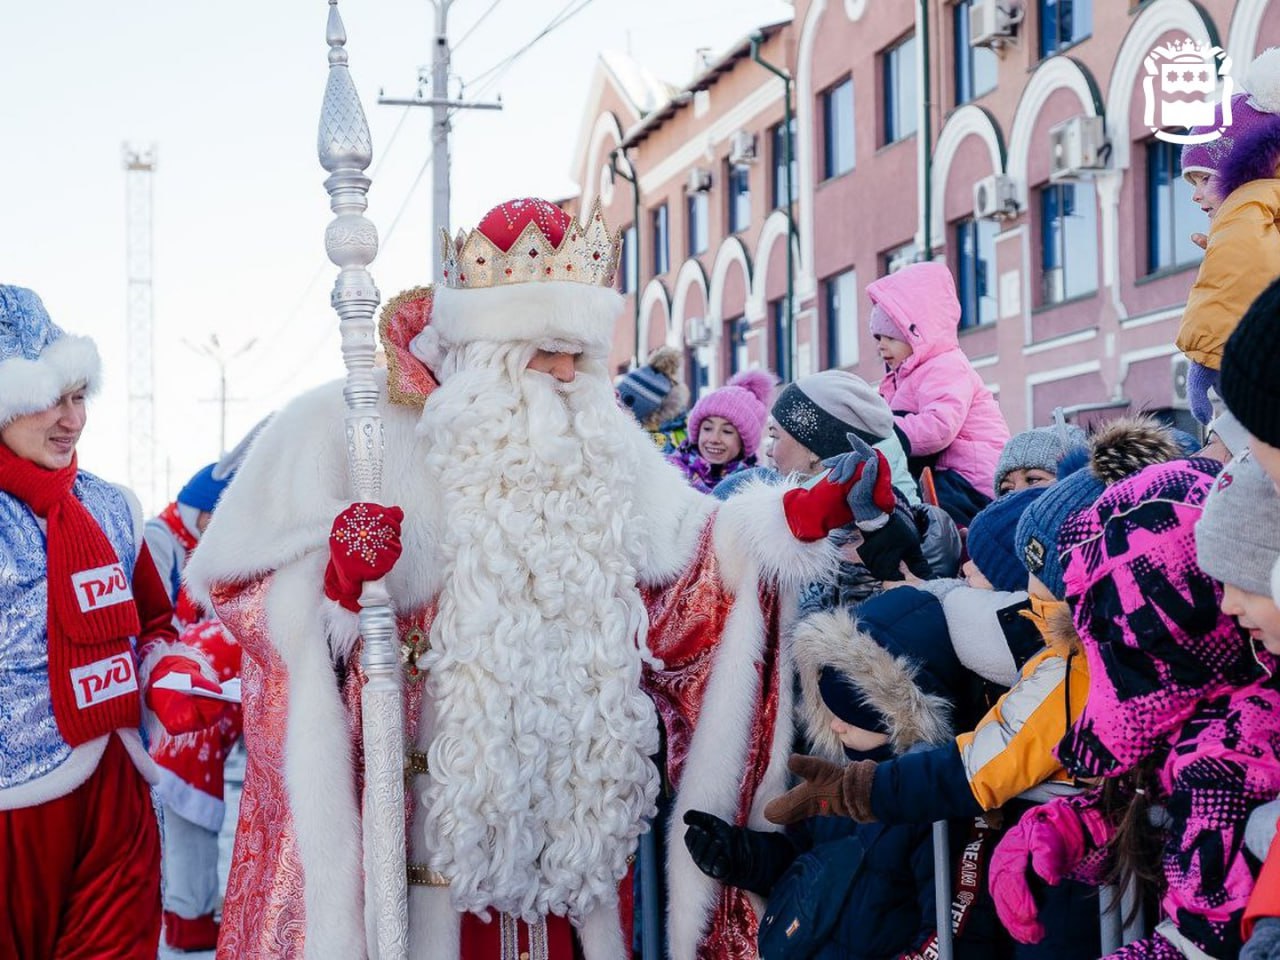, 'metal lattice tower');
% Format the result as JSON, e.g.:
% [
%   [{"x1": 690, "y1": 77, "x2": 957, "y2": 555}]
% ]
[{"x1": 123, "y1": 143, "x2": 157, "y2": 512}]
